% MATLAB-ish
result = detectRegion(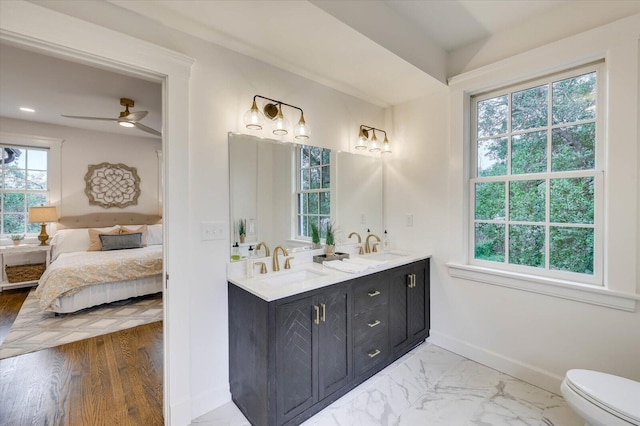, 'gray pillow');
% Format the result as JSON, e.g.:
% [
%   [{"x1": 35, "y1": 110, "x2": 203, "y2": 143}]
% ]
[{"x1": 99, "y1": 232, "x2": 143, "y2": 251}]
